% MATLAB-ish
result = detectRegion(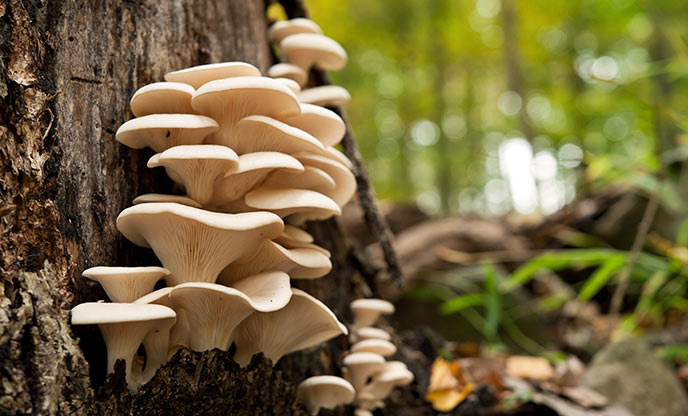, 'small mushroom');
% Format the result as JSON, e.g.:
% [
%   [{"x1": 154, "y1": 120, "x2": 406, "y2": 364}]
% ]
[
  {"x1": 116, "y1": 202, "x2": 283, "y2": 285},
  {"x1": 297, "y1": 376, "x2": 355, "y2": 416},
  {"x1": 296, "y1": 153, "x2": 356, "y2": 208},
  {"x1": 267, "y1": 63, "x2": 308, "y2": 86},
  {"x1": 233, "y1": 289, "x2": 347, "y2": 366},
  {"x1": 350, "y1": 339, "x2": 397, "y2": 357},
  {"x1": 243, "y1": 187, "x2": 341, "y2": 220},
  {"x1": 191, "y1": 76, "x2": 301, "y2": 148},
  {"x1": 324, "y1": 146, "x2": 354, "y2": 169},
  {"x1": 342, "y1": 352, "x2": 386, "y2": 390},
  {"x1": 263, "y1": 165, "x2": 336, "y2": 194},
  {"x1": 134, "y1": 287, "x2": 189, "y2": 353},
  {"x1": 298, "y1": 85, "x2": 351, "y2": 107},
  {"x1": 350, "y1": 298, "x2": 395, "y2": 328},
  {"x1": 352, "y1": 327, "x2": 391, "y2": 343},
  {"x1": 280, "y1": 33, "x2": 348, "y2": 71},
  {"x1": 275, "y1": 104, "x2": 345, "y2": 147},
  {"x1": 168, "y1": 282, "x2": 287, "y2": 351},
  {"x1": 71, "y1": 303, "x2": 176, "y2": 391},
  {"x1": 357, "y1": 361, "x2": 414, "y2": 405},
  {"x1": 219, "y1": 240, "x2": 331, "y2": 283},
  {"x1": 273, "y1": 231, "x2": 331, "y2": 258},
  {"x1": 209, "y1": 152, "x2": 304, "y2": 208},
  {"x1": 115, "y1": 114, "x2": 219, "y2": 153},
  {"x1": 164, "y1": 62, "x2": 261, "y2": 89},
  {"x1": 233, "y1": 115, "x2": 324, "y2": 155},
  {"x1": 129, "y1": 82, "x2": 195, "y2": 117},
  {"x1": 228, "y1": 270, "x2": 292, "y2": 310},
  {"x1": 147, "y1": 145, "x2": 239, "y2": 205},
  {"x1": 268, "y1": 18, "x2": 323, "y2": 44},
  {"x1": 82, "y1": 266, "x2": 170, "y2": 303},
  {"x1": 274, "y1": 77, "x2": 302, "y2": 94},
  {"x1": 133, "y1": 193, "x2": 203, "y2": 208},
  {"x1": 283, "y1": 224, "x2": 314, "y2": 243}
]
